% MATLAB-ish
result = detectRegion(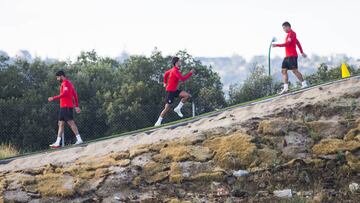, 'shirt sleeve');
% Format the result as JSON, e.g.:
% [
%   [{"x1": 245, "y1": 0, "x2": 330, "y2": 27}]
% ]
[
  {"x1": 53, "y1": 83, "x2": 69, "y2": 100},
  {"x1": 174, "y1": 69, "x2": 193, "y2": 81},
  {"x1": 164, "y1": 70, "x2": 170, "y2": 84},
  {"x1": 72, "y1": 87, "x2": 79, "y2": 107},
  {"x1": 296, "y1": 39, "x2": 304, "y2": 54},
  {"x1": 275, "y1": 32, "x2": 294, "y2": 47}
]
